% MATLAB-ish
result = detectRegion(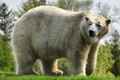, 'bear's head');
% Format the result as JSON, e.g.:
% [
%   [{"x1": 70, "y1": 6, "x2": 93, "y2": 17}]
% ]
[{"x1": 79, "y1": 13, "x2": 111, "y2": 43}]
